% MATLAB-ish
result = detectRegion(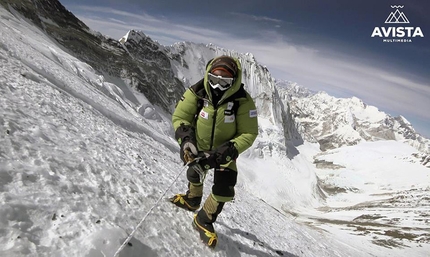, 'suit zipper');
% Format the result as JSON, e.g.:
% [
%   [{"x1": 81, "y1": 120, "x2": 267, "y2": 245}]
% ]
[{"x1": 209, "y1": 106, "x2": 218, "y2": 150}]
